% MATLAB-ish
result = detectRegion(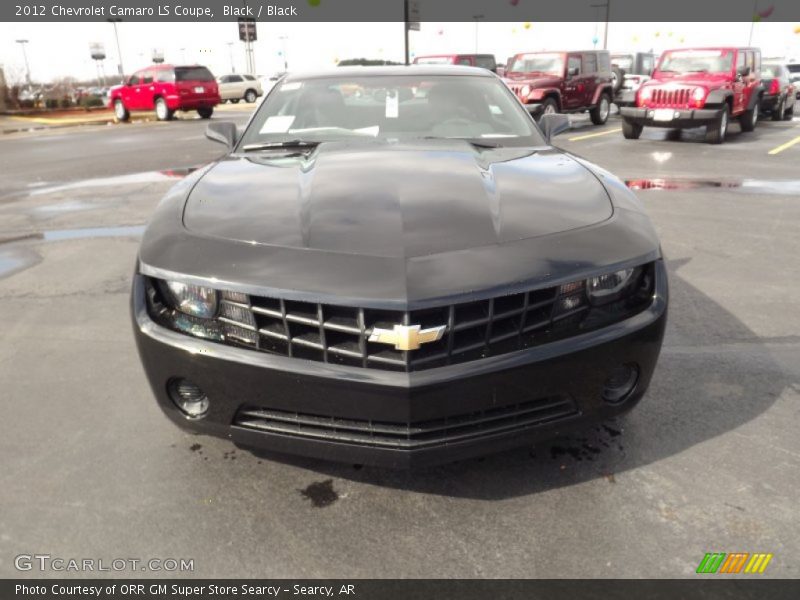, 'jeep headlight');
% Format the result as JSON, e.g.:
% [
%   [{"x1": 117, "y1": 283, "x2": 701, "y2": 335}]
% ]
[{"x1": 161, "y1": 280, "x2": 218, "y2": 318}]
